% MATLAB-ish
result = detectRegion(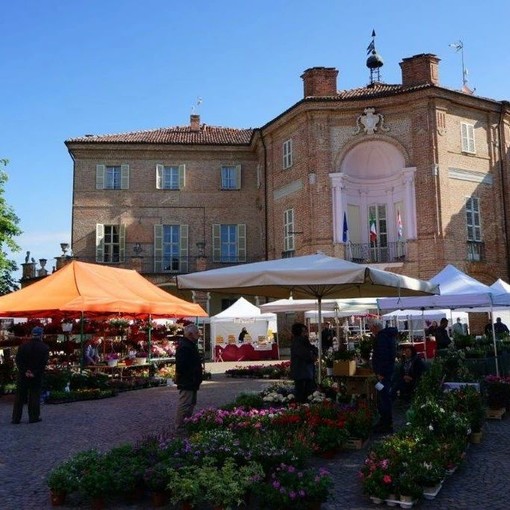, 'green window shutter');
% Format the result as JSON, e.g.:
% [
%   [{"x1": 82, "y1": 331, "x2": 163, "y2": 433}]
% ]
[
  {"x1": 119, "y1": 224, "x2": 126, "y2": 263},
  {"x1": 154, "y1": 225, "x2": 163, "y2": 272},
  {"x1": 212, "y1": 224, "x2": 221, "y2": 262},
  {"x1": 179, "y1": 164, "x2": 186, "y2": 189},
  {"x1": 120, "y1": 164, "x2": 129, "y2": 189},
  {"x1": 180, "y1": 224, "x2": 189, "y2": 272},
  {"x1": 236, "y1": 164, "x2": 241, "y2": 189},
  {"x1": 96, "y1": 165, "x2": 105, "y2": 190},
  {"x1": 156, "y1": 164, "x2": 164, "y2": 189},
  {"x1": 237, "y1": 224, "x2": 246, "y2": 262},
  {"x1": 96, "y1": 224, "x2": 105, "y2": 262}
]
